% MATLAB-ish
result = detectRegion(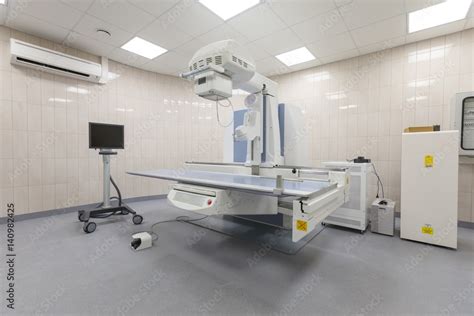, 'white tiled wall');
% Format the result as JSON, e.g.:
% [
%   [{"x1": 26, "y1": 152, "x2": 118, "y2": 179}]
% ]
[
  {"x1": 1, "y1": 24, "x2": 474, "y2": 224},
  {"x1": 273, "y1": 29, "x2": 474, "y2": 223},
  {"x1": 0, "y1": 25, "x2": 226, "y2": 216}
]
